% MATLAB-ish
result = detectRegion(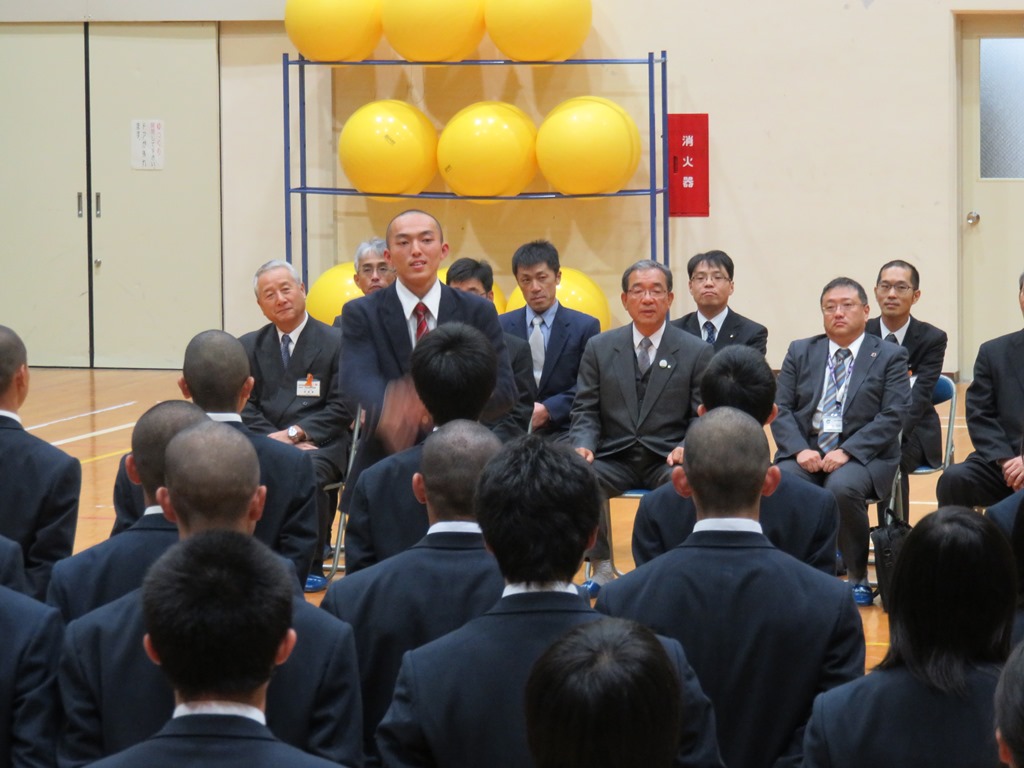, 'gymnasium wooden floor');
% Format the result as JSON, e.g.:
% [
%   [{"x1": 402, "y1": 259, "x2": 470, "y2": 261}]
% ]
[{"x1": 26, "y1": 367, "x2": 970, "y2": 672}]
